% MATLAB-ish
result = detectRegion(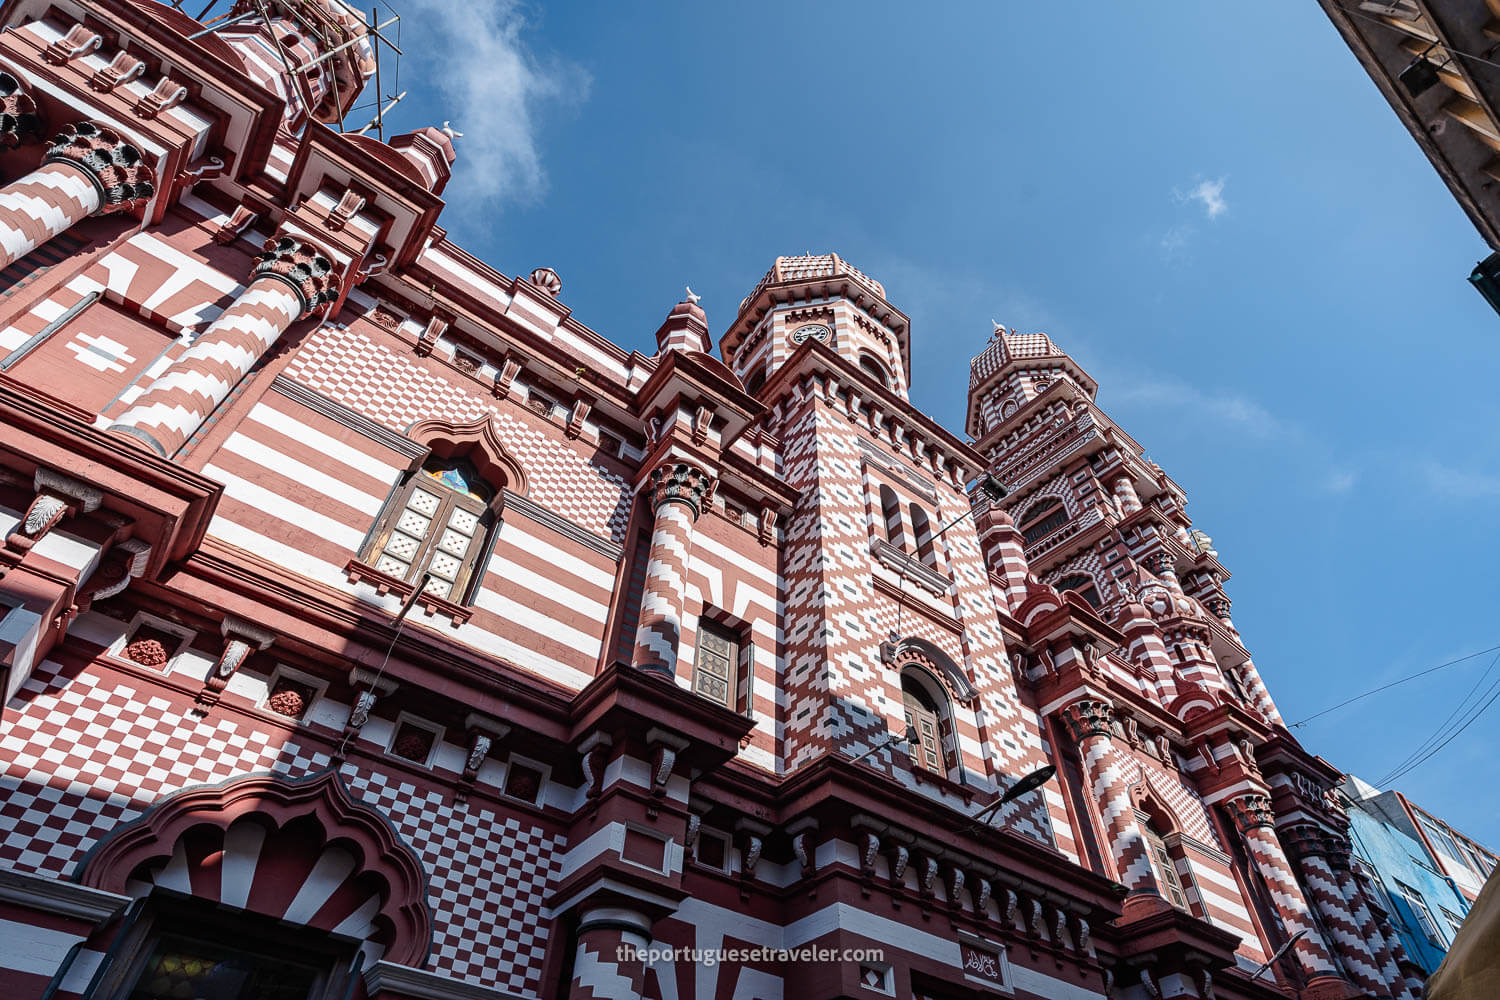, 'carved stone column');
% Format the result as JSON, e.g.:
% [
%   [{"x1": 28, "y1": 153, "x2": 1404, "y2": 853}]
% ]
[
  {"x1": 1225, "y1": 794, "x2": 1346, "y2": 989},
  {"x1": 0, "y1": 122, "x2": 153, "y2": 270},
  {"x1": 109, "y1": 233, "x2": 338, "y2": 457},
  {"x1": 1282, "y1": 825, "x2": 1390, "y2": 998},
  {"x1": 566, "y1": 904, "x2": 652, "y2": 1000},
  {"x1": 1059, "y1": 698, "x2": 1161, "y2": 899},
  {"x1": 629, "y1": 461, "x2": 714, "y2": 681},
  {"x1": 1327, "y1": 837, "x2": 1411, "y2": 1000}
]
